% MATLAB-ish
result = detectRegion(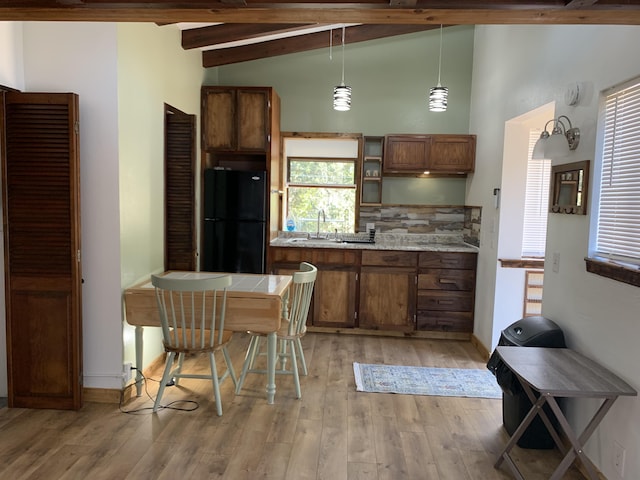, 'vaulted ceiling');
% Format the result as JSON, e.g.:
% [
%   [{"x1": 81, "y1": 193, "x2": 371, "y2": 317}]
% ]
[{"x1": 2, "y1": 1, "x2": 640, "y2": 67}]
